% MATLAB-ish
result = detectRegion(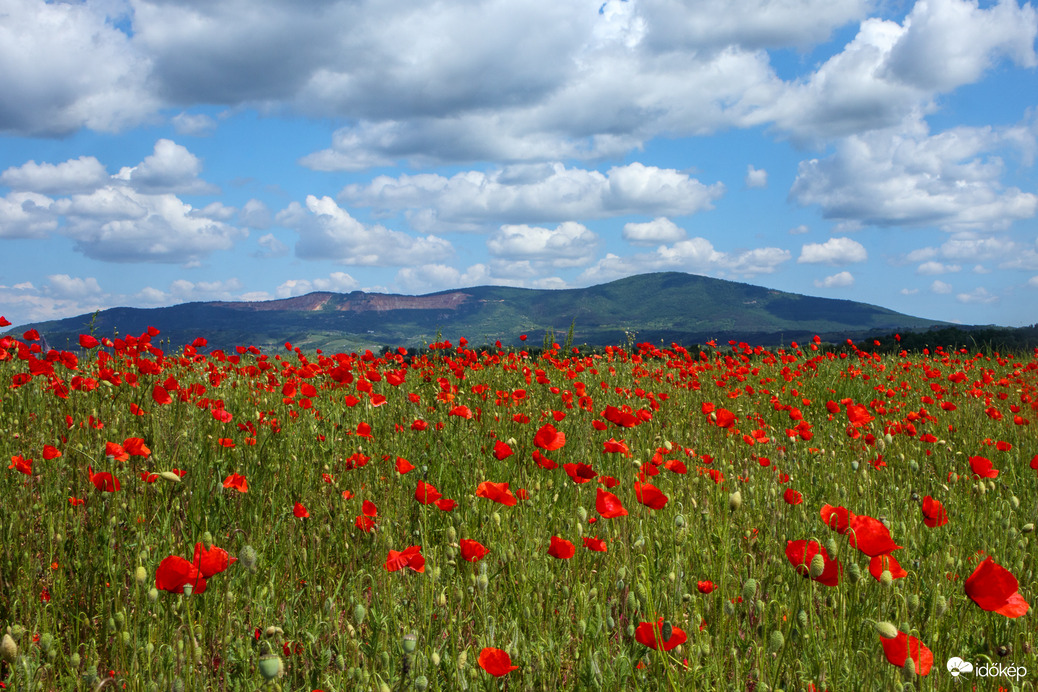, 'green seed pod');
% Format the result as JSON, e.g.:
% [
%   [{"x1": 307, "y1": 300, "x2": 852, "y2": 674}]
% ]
[
  {"x1": 626, "y1": 624, "x2": 636, "y2": 638},
  {"x1": 661, "y1": 621, "x2": 673, "y2": 642},
  {"x1": 148, "y1": 587, "x2": 158, "y2": 602},
  {"x1": 1023, "y1": 523, "x2": 1034, "y2": 534},
  {"x1": 38, "y1": 633, "x2": 53, "y2": 653},
  {"x1": 335, "y1": 654, "x2": 346, "y2": 671},
  {"x1": 675, "y1": 514, "x2": 685, "y2": 528},
  {"x1": 70, "y1": 652, "x2": 81, "y2": 670},
  {"x1": 477, "y1": 574, "x2": 489, "y2": 592},
  {"x1": 401, "y1": 633, "x2": 417, "y2": 654},
  {"x1": 876, "y1": 621, "x2": 899, "y2": 639},
  {"x1": 414, "y1": 675, "x2": 429, "y2": 691},
  {"x1": 238, "y1": 545, "x2": 258, "y2": 571},
  {"x1": 258, "y1": 654, "x2": 283, "y2": 680},
  {"x1": 809, "y1": 554, "x2": 826, "y2": 580},
  {"x1": 431, "y1": 651, "x2": 441, "y2": 667},
  {"x1": 135, "y1": 565, "x2": 148, "y2": 585},
  {"x1": 742, "y1": 578, "x2": 757, "y2": 602},
  {"x1": 767, "y1": 630, "x2": 784, "y2": 654},
  {"x1": 353, "y1": 603, "x2": 367, "y2": 625}
]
